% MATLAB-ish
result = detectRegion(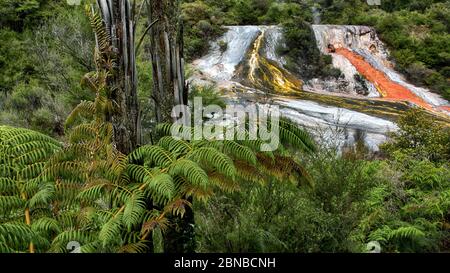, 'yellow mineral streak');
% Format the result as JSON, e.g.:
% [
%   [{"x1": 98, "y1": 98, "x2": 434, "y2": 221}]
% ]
[
  {"x1": 248, "y1": 30, "x2": 265, "y2": 85},
  {"x1": 248, "y1": 29, "x2": 302, "y2": 93},
  {"x1": 262, "y1": 58, "x2": 301, "y2": 92}
]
